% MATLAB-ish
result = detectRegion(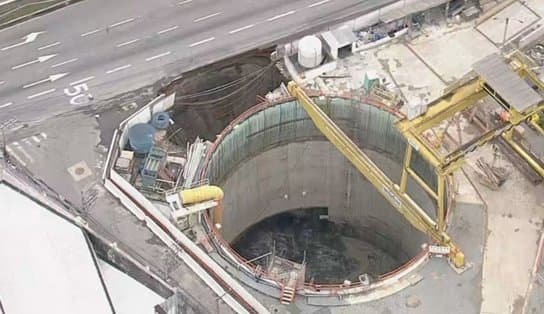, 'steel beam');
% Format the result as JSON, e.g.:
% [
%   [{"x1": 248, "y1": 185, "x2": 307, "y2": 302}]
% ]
[{"x1": 287, "y1": 81, "x2": 465, "y2": 268}]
